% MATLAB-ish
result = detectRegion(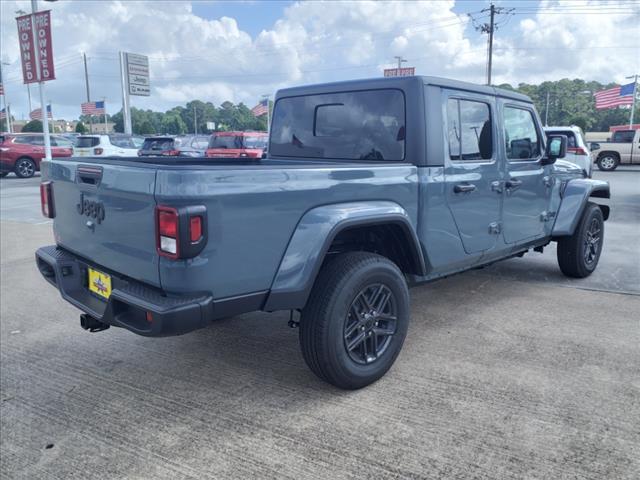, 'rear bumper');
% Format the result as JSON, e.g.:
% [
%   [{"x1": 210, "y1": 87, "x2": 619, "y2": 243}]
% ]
[{"x1": 35, "y1": 245, "x2": 214, "y2": 337}]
